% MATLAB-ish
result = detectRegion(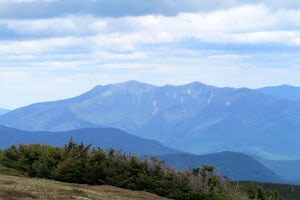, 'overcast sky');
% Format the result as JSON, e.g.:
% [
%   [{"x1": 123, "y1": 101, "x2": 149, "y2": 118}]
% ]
[{"x1": 1, "y1": 0, "x2": 300, "y2": 109}]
